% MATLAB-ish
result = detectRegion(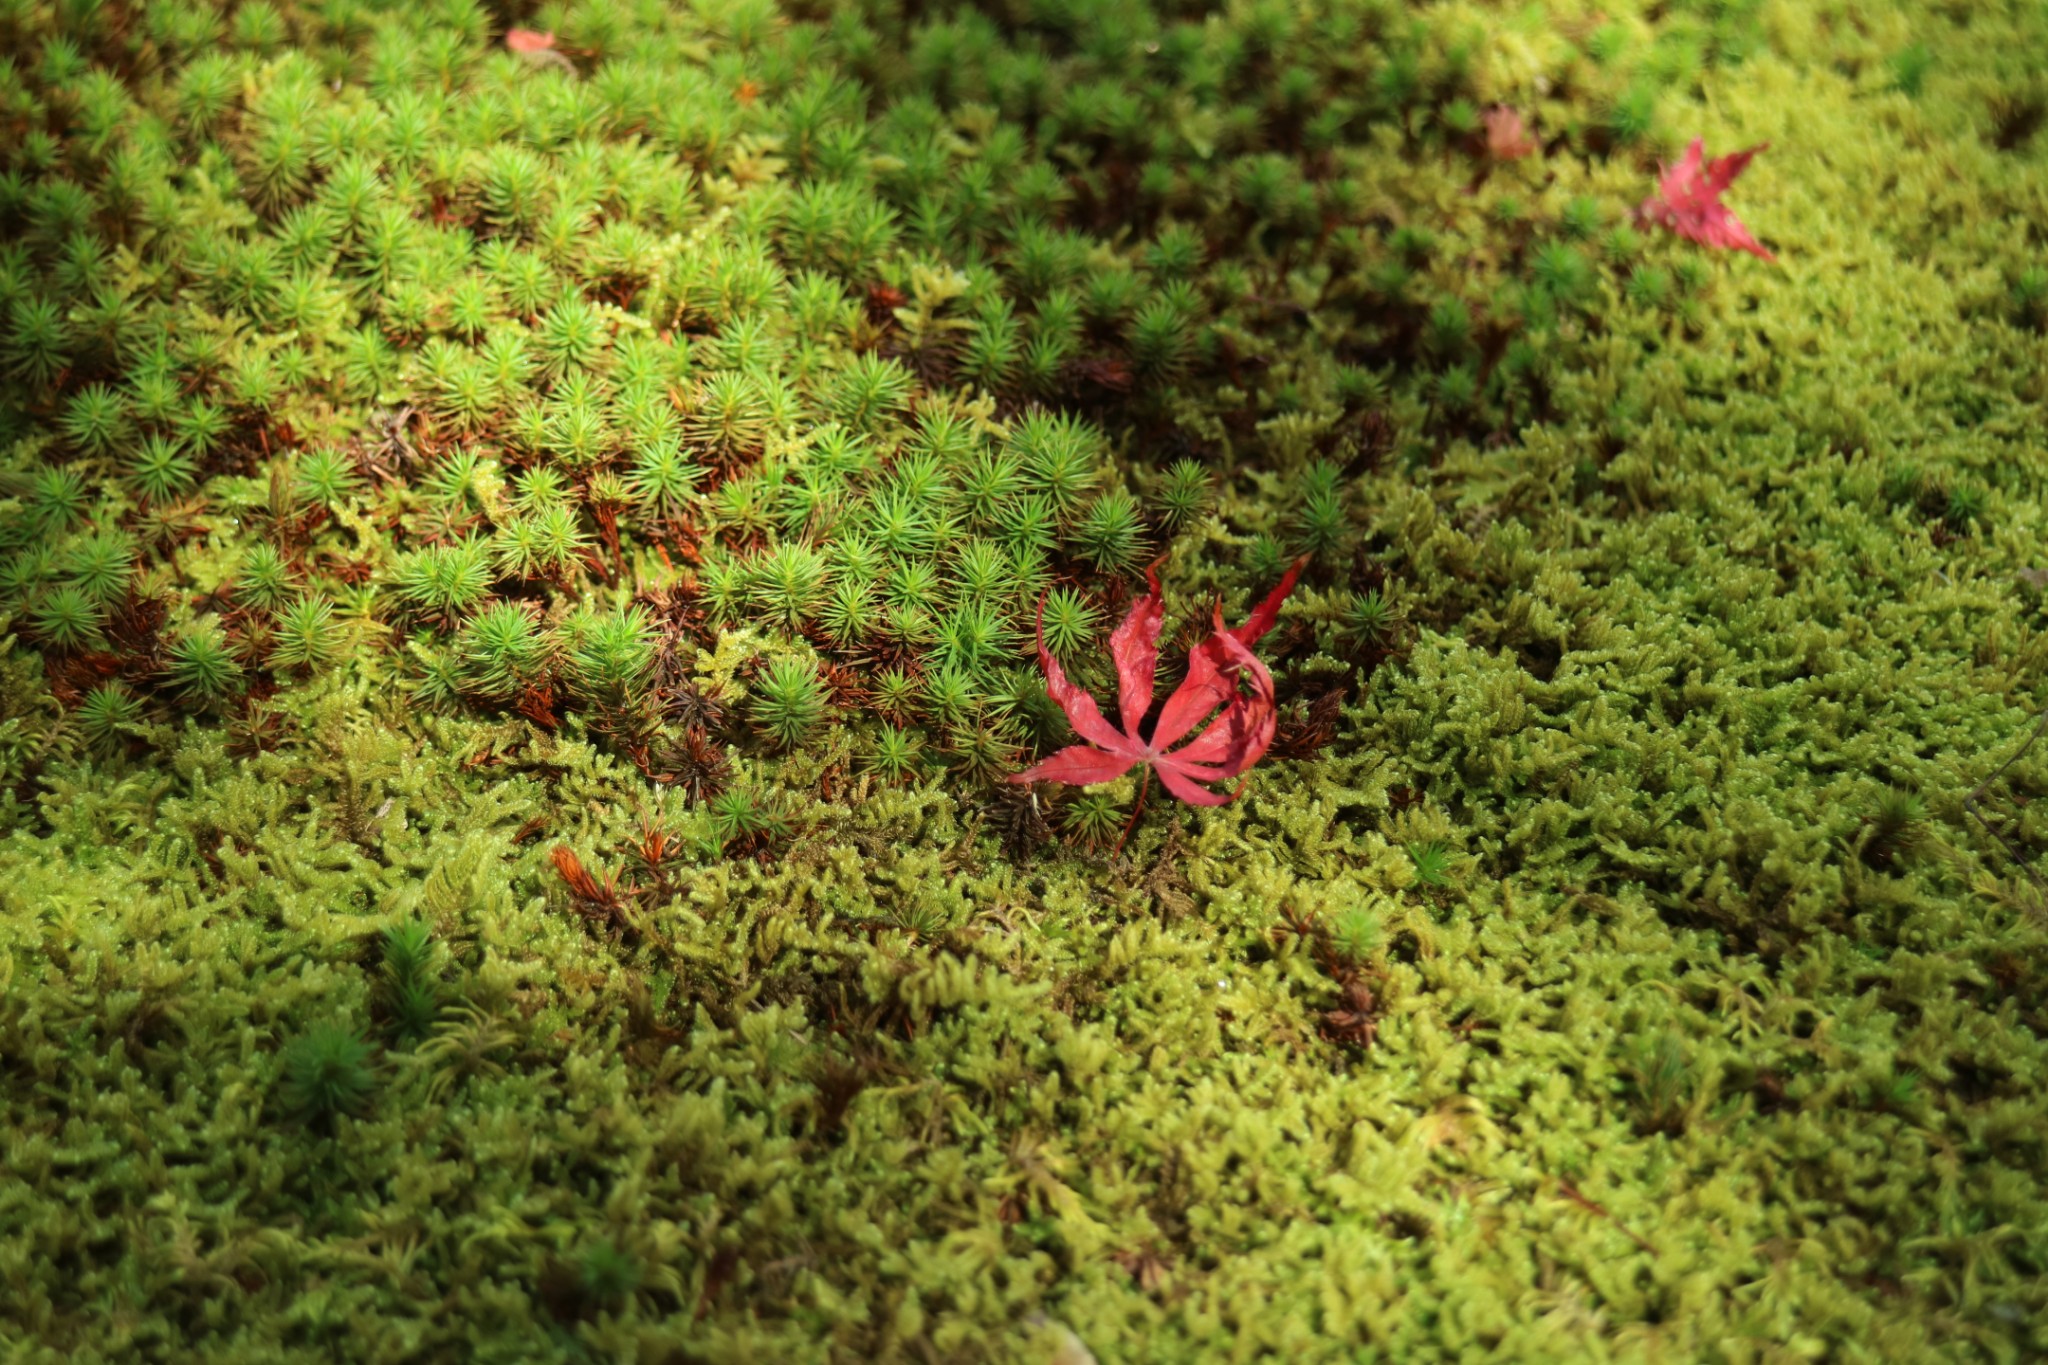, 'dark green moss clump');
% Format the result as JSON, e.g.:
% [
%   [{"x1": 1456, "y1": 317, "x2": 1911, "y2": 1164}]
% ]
[{"x1": 276, "y1": 1022, "x2": 378, "y2": 1128}]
